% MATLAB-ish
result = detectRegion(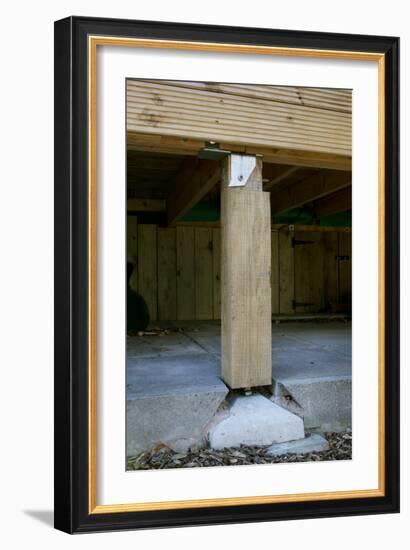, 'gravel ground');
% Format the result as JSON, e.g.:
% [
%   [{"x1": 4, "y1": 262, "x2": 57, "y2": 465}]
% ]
[{"x1": 127, "y1": 431, "x2": 352, "y2": 470}]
